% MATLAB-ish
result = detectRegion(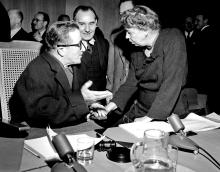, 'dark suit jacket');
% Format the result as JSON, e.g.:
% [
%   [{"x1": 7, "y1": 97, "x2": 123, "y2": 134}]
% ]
[
  {"x1": 12, "y1": 28, "x2": 33, "y2": 41},
  {"x1": 77, "y1": 29, "x2": 109, "y2": 91},
  {"x1": 10, "y1": 52, "x2": 89, "y2": 128},
  {"x1": 29, "y1": 30, "x2": 46, "y2": 43},
  {"x1": 112, "y1": 28, "x2": 188, "y2": 120}
]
